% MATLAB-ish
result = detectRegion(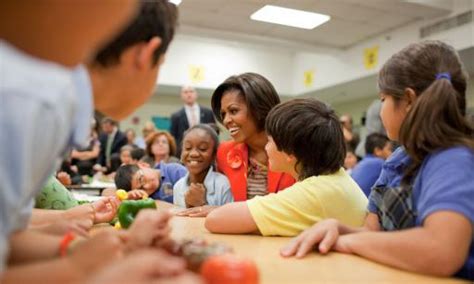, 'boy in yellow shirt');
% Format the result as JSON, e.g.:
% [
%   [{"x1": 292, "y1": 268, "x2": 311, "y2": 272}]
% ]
[{"x1": 205, "y1": 98, "x2": 368, "y2": 236}]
